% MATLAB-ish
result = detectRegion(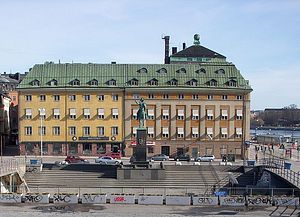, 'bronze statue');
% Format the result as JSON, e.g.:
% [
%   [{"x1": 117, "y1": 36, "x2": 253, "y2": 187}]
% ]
[{"x1": 136, "y1": 98, "x2": 147, "y2": 128}]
